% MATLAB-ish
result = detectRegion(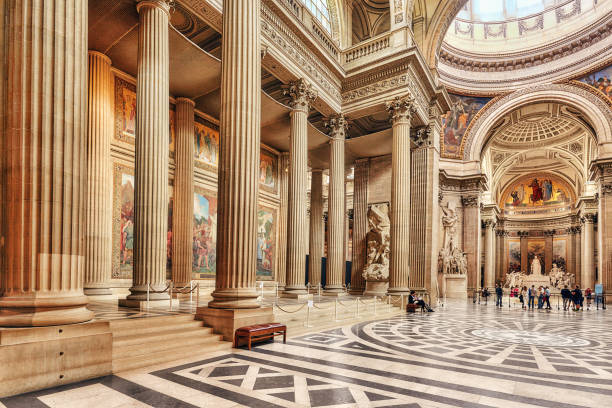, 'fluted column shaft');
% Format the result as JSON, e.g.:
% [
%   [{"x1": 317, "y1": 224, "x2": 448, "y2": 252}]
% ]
[
  {"x1": 126, "y1": 0, "x2": 171, "y2": 301},
  {"x1": 276, "y1": 152, "x2": 290, "y2": 290},
  {"x1": 484, "y1": 221, "x2": 495, "y2": 289},
  {"x1": 84, "y1": 51, "x2": 113, "y2": 296},
  {"x1": 209, "y1": 0, "x2": 261, "y2": 308},
  {"x1": 172, "y1": 98, "x2": 195, "y2": 287},
  {"x1": 284, "y1": 80, "x2": 316, "y2": 295},
  {"x1": 0, "y1": 0, "x2": 94, "y2": 326},
  {"x1": 387, "y1": 97, "x2": 415, "y2": 295},
  {"x1": 350, "y1": 159, "x2": 368, "y2": 294},
  {"x1": 309, "y1": 169, "x2": 324, "y2": 287},
  {"x1": 582, "y1": 215, "x2": 595, "y2": 289},
  {"x1": 325, "y1": 116, "x2": 348, "y2": 293},
  {"x1": 575, "y1": 226, "x2": 582, "y2": 285}
]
